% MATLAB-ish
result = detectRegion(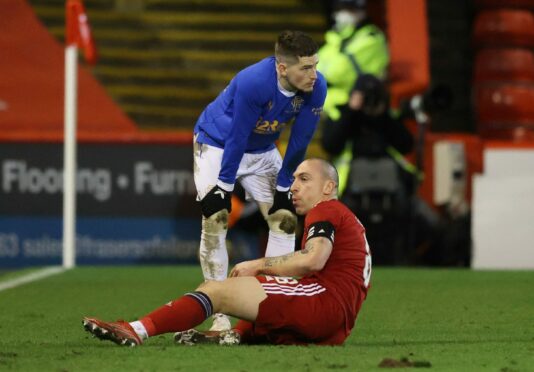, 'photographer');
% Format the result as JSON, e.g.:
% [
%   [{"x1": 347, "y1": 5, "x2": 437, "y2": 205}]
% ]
[{"x1": 321, "y1": 74, "x2": 419, "y2": 265}]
